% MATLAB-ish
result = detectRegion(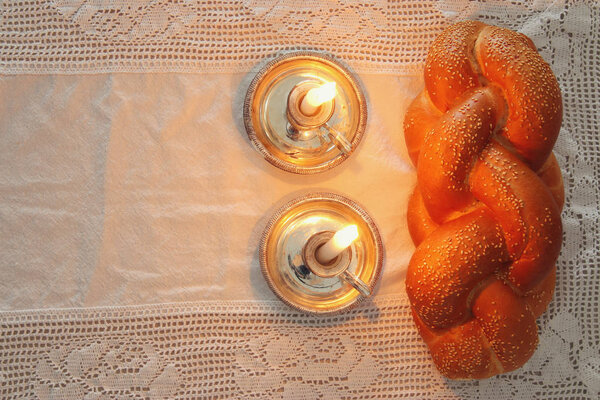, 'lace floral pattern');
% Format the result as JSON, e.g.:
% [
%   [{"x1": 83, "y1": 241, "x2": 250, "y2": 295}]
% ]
[
  {"x1": 34, "y1": 342, "x2": 180, "y2": 399},
  {"x1": 2, "y1": 296, "x2": 444, "y2": 399},
  {"x1": 0, "y1": 0, "x2": 583, "y2": 74},
  {"x1": 1, "y1": 295, "x2": 597, "y2": 399}
]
